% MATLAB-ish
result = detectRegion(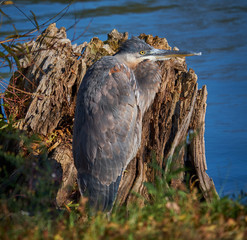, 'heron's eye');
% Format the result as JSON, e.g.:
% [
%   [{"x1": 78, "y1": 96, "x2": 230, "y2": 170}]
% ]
[{"x1": 139, "y1": 50, "x2": 146, "y2": 55}]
